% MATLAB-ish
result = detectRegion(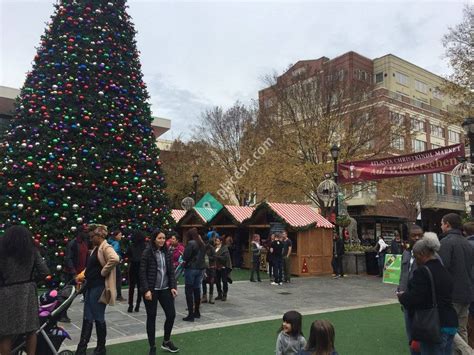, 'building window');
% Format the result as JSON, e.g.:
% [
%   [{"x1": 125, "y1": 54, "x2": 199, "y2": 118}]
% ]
[
  {"x1": 355, "y1": 69, "x2": 369, "y2": 81},
  {"x1": 451, "y1": 176, "x2": 464, "y2": 197},
  {"x1": 375, "y1": 72, "x2": 383, "y2": 83},
  {"x1": 433, "y1": 173, "x2": 446, "y2": 195},
  {"x1": 292, "y1": 67, "x2": 306, "y2": 77},
  {"x1": 430, "y1": 124, "x2": 445, "y2": 138},
  {"x1": 391, "y1": 135, "x2": 405, "y2": 150},
  {"x1": 390, "y1": 111, "x2": 404, "y2": 126},
  {"x1": 432, "y1": 90, "x2": 443, "y2": 100},
  {"x1": 412, "y1": 139, "x2": 427, "y2": 152},
  {"x1": 448, "y1": 130, "x2": 460, "y2": 143},
  {"x1": 415, "y1": 80, "x2": 428, "y2": 94},
  {"x1": 411, "y1": 118, "x2": 425, "y2": 132},
  {"x1": 395, "y1": 72, "x2": 409, "y2": 86},
  {"x1": 264, "y1": 97, "x2": 276, "y2": 108},
  {"x1": 431, "y1": 143, "x2": 442, "y2": 149}
]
